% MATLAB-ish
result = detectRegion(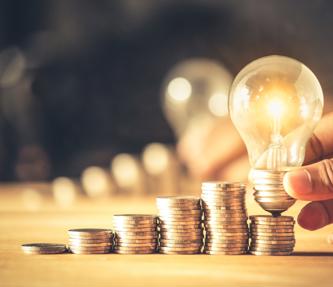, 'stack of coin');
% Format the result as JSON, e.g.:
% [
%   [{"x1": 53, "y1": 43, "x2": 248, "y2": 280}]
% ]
[
  {"x1": 201, "y1": 182, "x2": 249, "y2": 255},
  {"x1": 249, "y1": 215, "x2": 295, "y2": 256},
  {"x1": 113, "y1": 214, "x2": 158, "y2": 254},
  {"x1": 156, "y1": 196, "x2": 203, "y2": 254},
  {"x1": 68, "y1": 228, "x2": 113, "y2": 254},
  {"x1": 21, "y1": 243, "x2": 67, "y2": 254}
]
